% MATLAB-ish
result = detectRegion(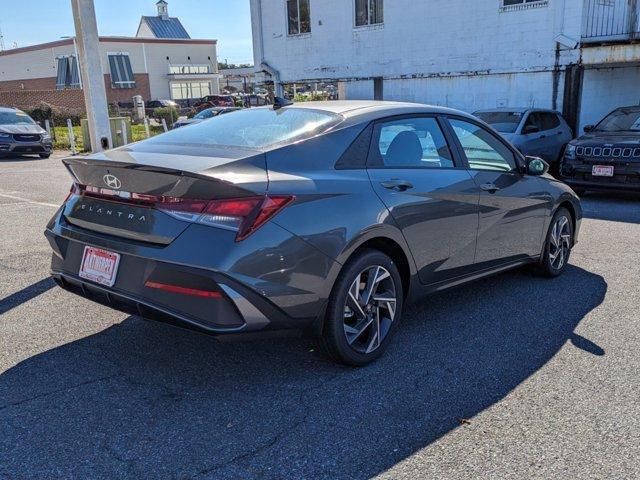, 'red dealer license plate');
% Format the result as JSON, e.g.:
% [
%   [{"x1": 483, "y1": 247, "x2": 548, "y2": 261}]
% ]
[
  {"x1": 592, "y1": 165, "x2": 614, "y2": 177},
  {"x1": 79, "y1": 246, "x2": 120, "y2": 287}
]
